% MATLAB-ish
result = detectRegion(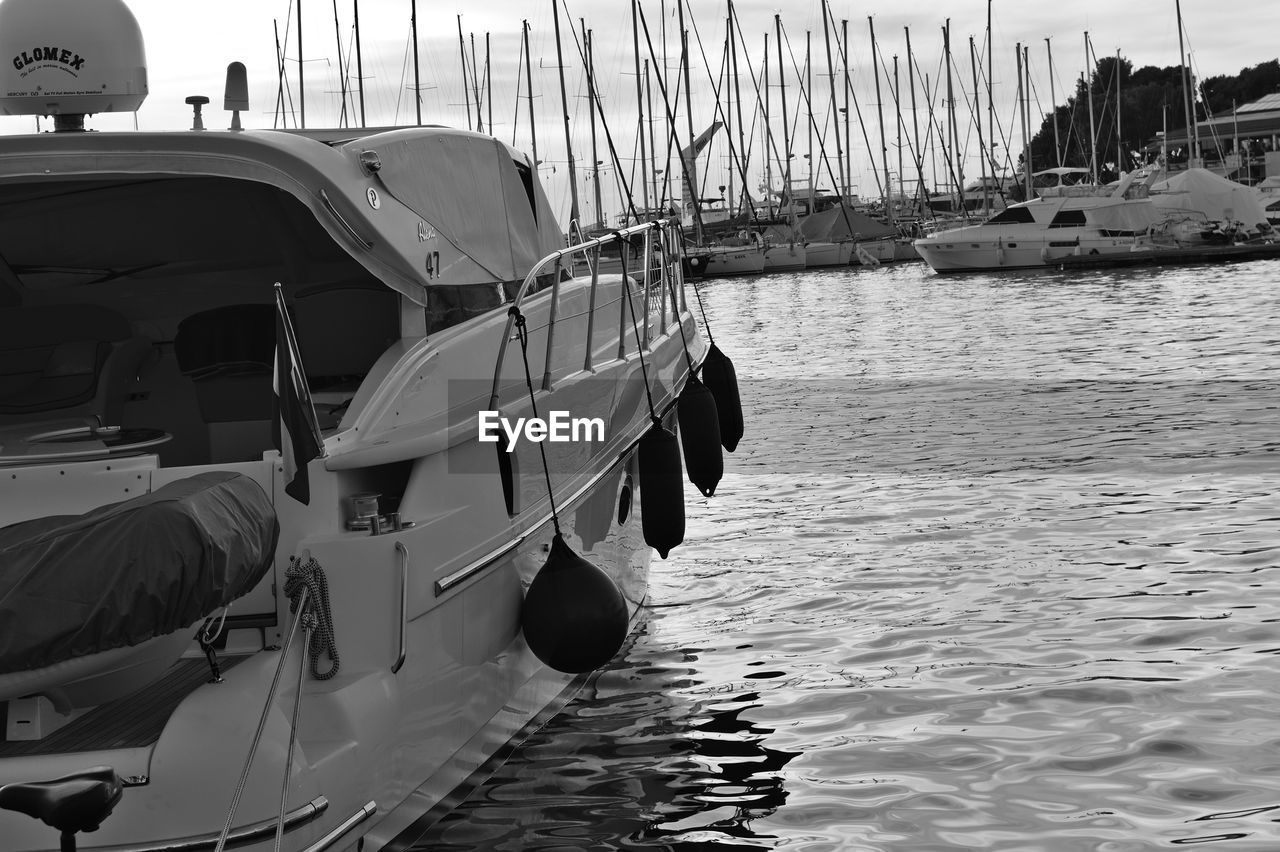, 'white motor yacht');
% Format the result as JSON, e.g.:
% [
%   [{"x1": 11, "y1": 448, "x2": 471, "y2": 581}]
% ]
[
  {"x1": 913, "y1": 171, "x2": 1163, "y2": 273},
  {"x1": 0, "y1": 2, "x2": 734, "y2": 850}
]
